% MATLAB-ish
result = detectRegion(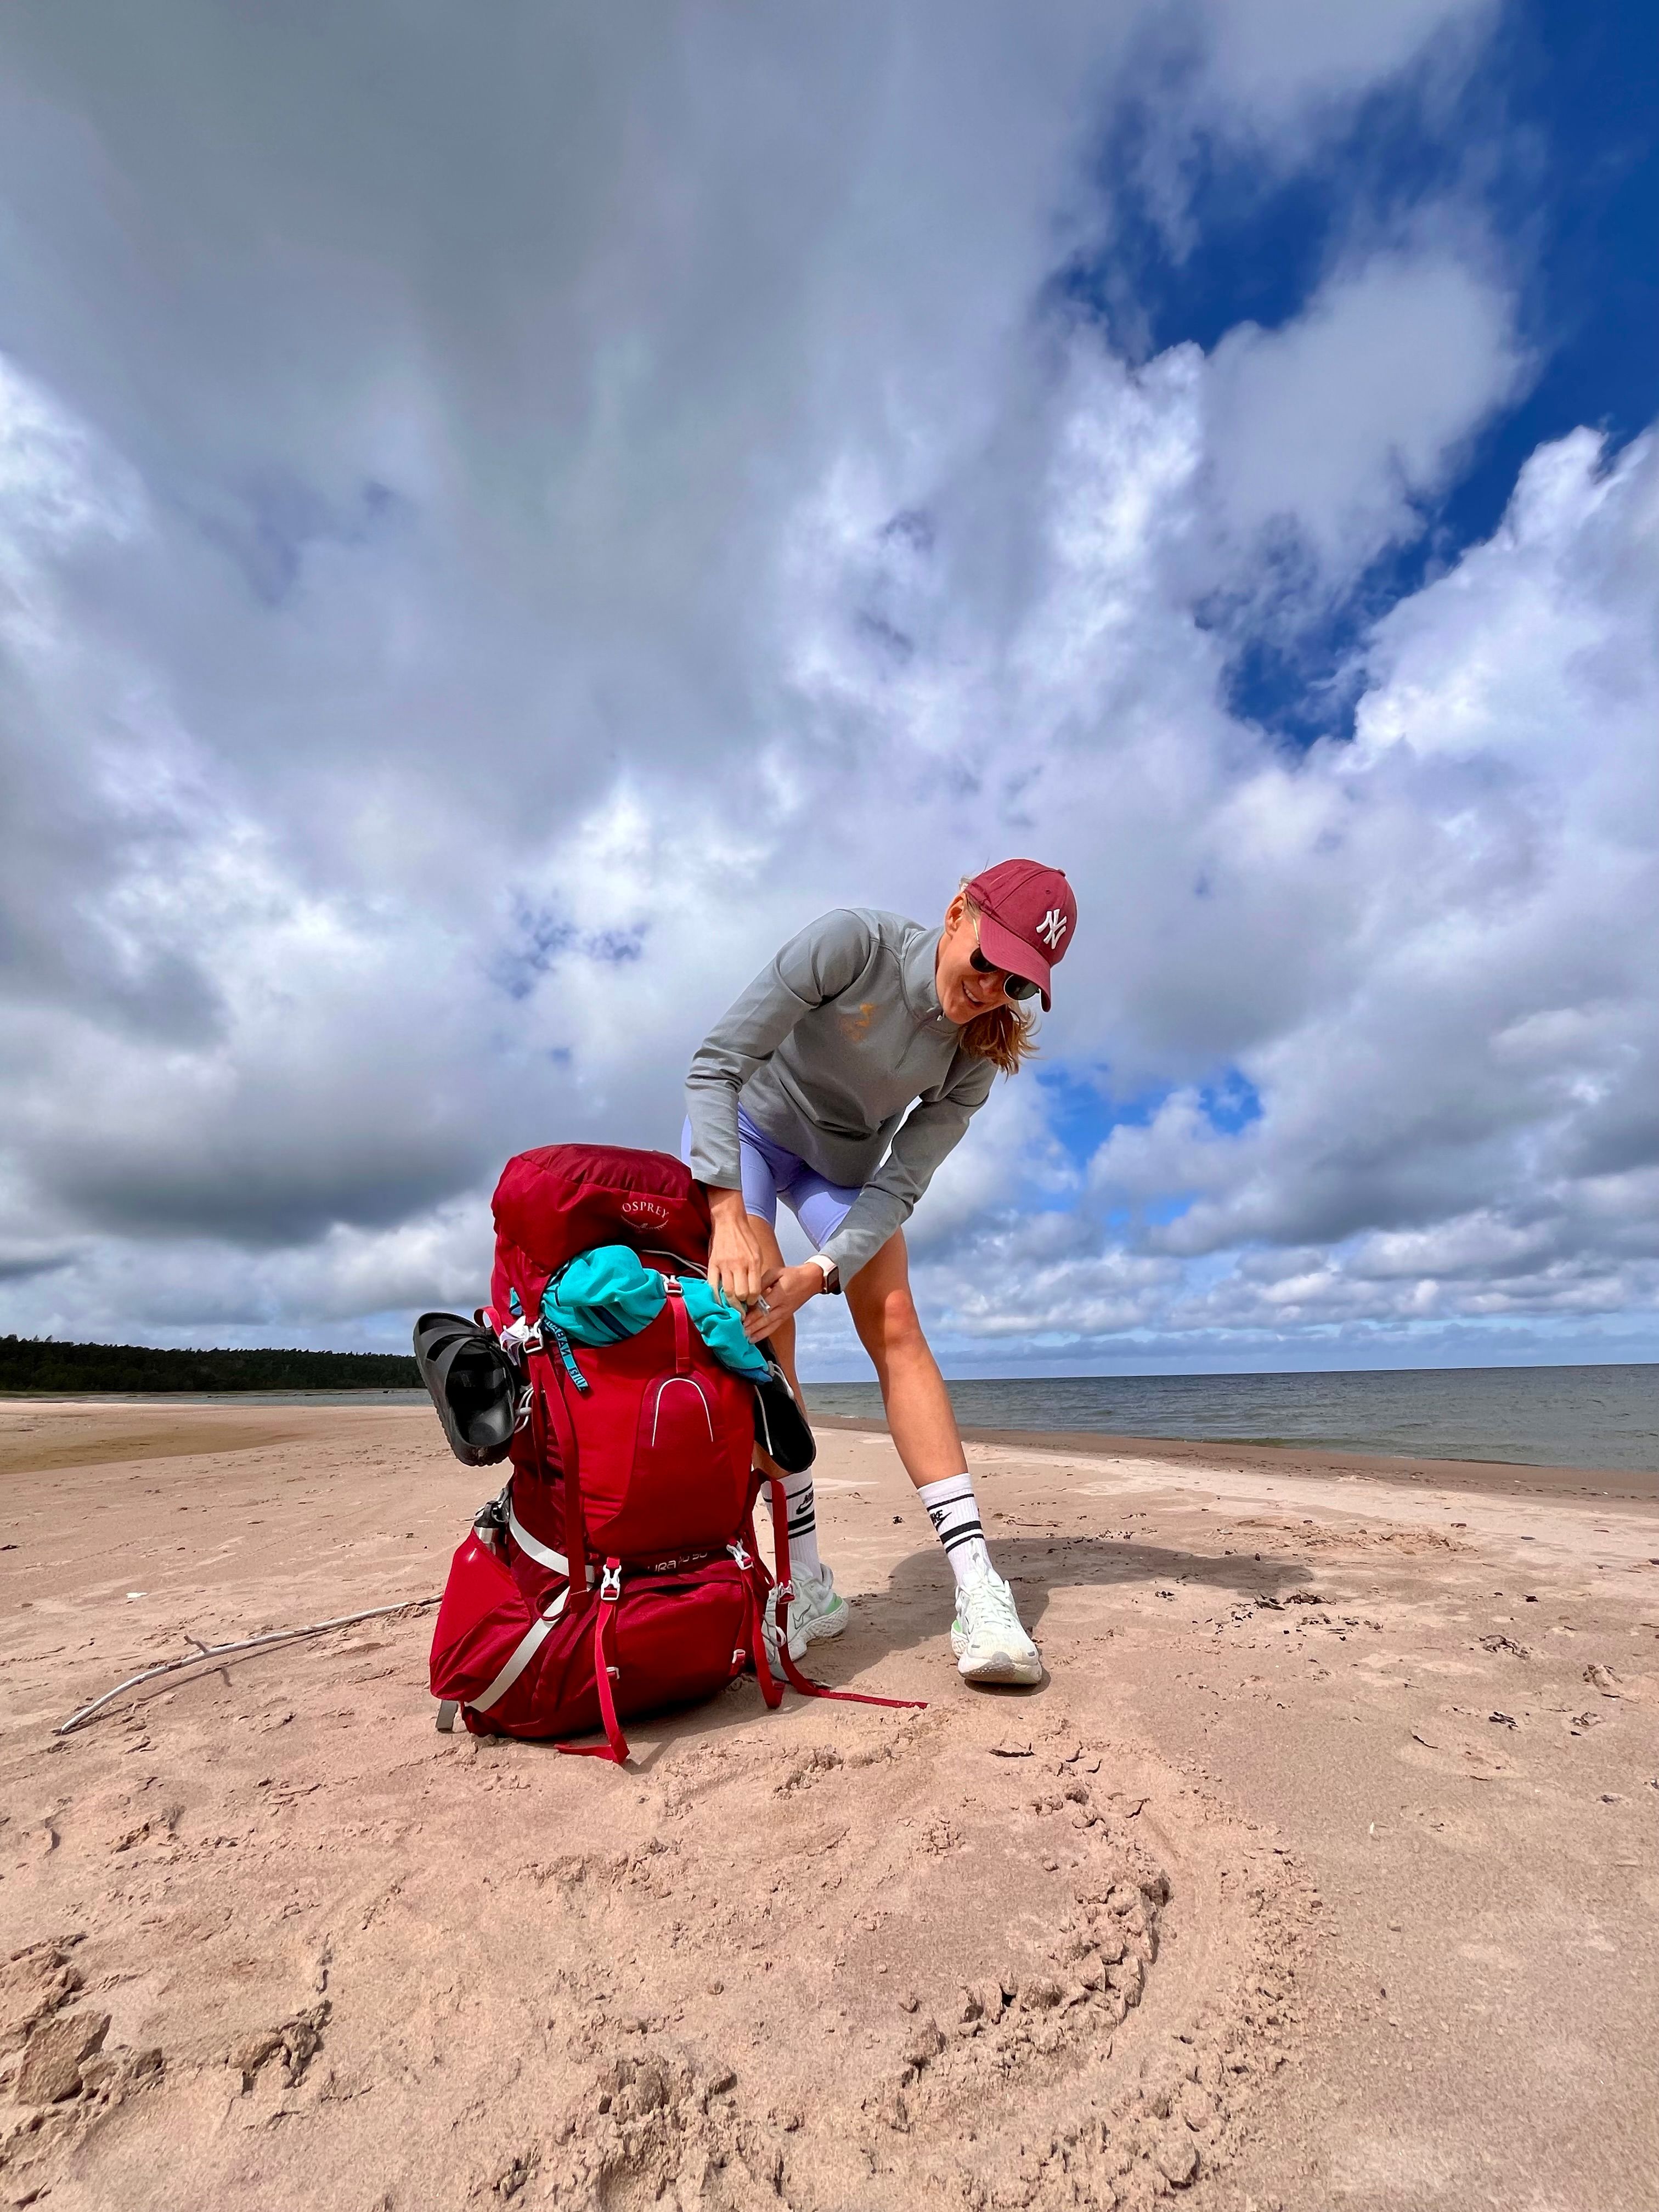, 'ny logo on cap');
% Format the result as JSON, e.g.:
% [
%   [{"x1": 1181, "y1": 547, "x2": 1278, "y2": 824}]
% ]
[{"x1": 1037, "y1": 907, "x2": 1069, "y2": 948}]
